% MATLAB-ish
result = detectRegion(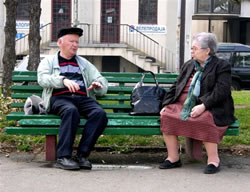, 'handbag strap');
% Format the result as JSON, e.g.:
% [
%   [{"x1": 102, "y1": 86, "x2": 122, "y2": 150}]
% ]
[{"x1": 140, "y1": 71, "x2": 159, "y2": 87}]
